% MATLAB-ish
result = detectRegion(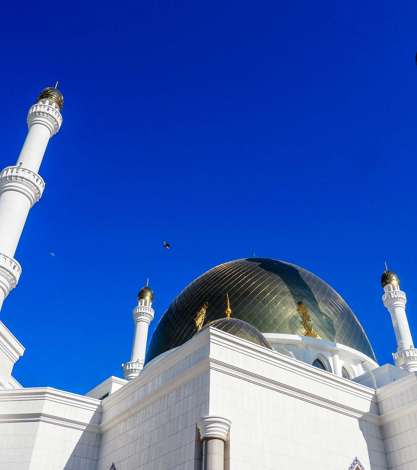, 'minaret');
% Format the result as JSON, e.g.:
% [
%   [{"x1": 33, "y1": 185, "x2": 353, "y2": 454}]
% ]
[
  {"x1": 382, "y1": 268, "x2": 417, "y2": 372},
  {"x1": 123, "y1": 283, "x2": 155, "y2": 380},
  {"x1": 0, "y1": 86, "x2": 63, "y2": 310}
]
